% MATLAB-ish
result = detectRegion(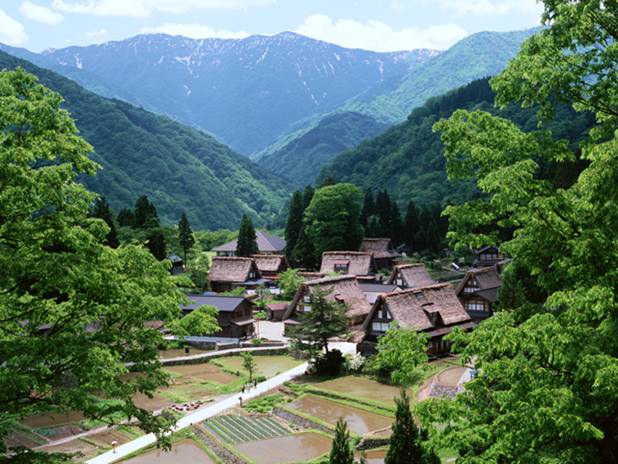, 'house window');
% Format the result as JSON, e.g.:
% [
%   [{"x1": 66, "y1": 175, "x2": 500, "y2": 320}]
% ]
[
  {"x1": 371, "y1": 321, "x2": 390, "y2": 333},
  {"x1": 379, "y1": 308, "x2": 389, "y2": 319},
  {"x1": 334, "y1": 264, "x2": 349, "y2": 273},
  {"x1": 464, "y1": 278, "x2": 479, "y2": 293},
  {"x1": 396, "y1": 278, "x2": 403, "y2": 287},
  {"x1": 303, "y1": 295, "x2": 312, "y2": 312},
  {"x1": 465, "y1": 300, "x2": 486, "y2": 312},
  {"x1": 249, "y1": 271, "x2": 256, "y2": 279}
]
